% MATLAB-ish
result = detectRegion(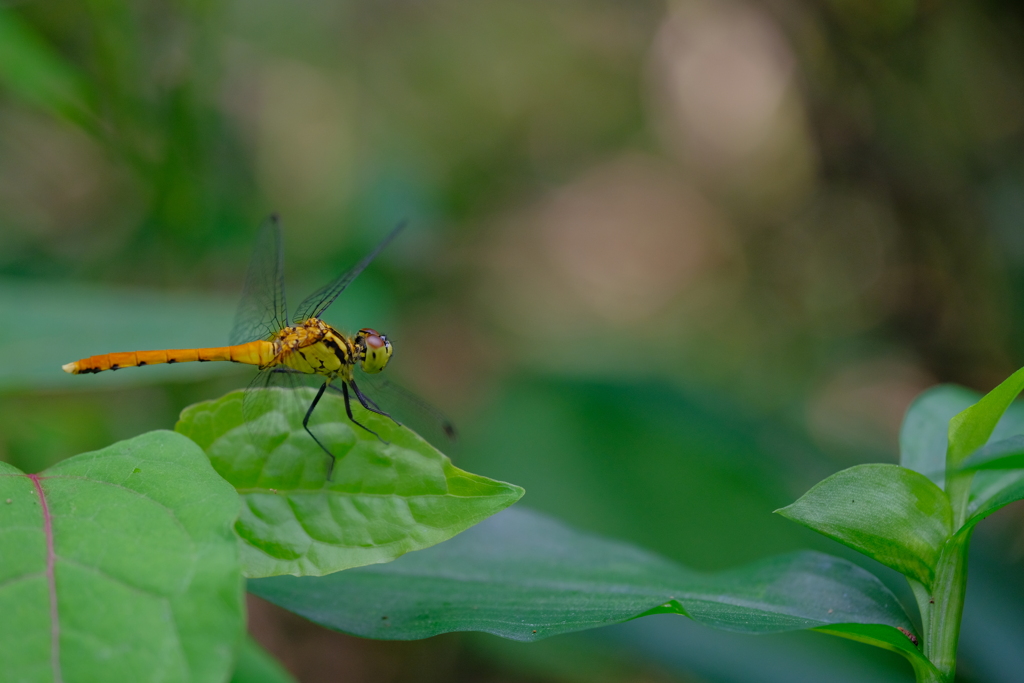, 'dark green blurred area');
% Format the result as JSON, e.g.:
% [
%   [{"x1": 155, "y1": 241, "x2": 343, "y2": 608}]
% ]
[{"x1": 2, "y1": 0, "x2": 1024, "y2": 681}]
